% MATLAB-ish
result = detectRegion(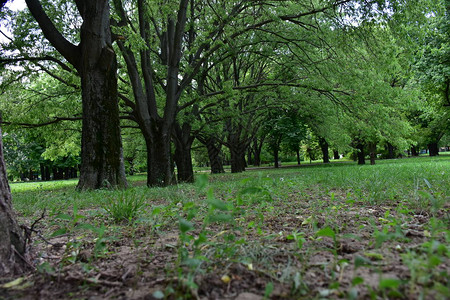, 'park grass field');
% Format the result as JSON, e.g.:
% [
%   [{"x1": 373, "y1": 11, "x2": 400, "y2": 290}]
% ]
[{"x1": 3, "y1": 155, "x2": 449, "y2": 299}]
